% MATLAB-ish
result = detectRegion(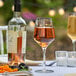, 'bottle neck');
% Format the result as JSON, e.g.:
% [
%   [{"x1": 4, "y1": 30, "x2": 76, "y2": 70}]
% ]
[{"x1": 13, "y1": 12, "x2": 21, "y2": 18}]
